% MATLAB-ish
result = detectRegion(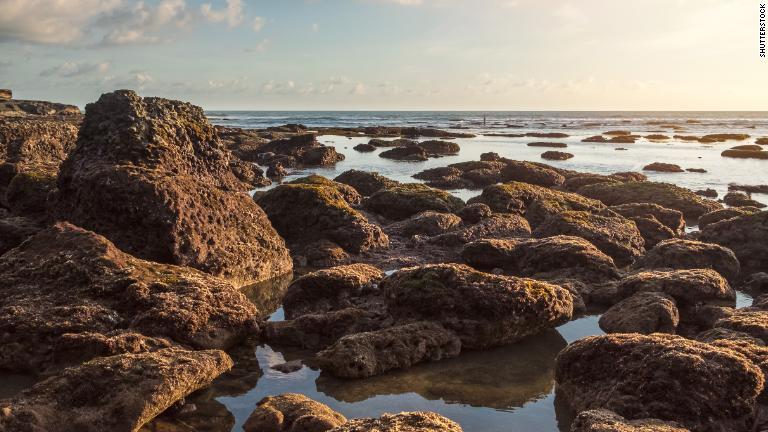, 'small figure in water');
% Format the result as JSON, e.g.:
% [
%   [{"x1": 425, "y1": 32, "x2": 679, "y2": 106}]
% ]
[{"x1": 483, "y1": 115, "x2": 486, "y2": 126}]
